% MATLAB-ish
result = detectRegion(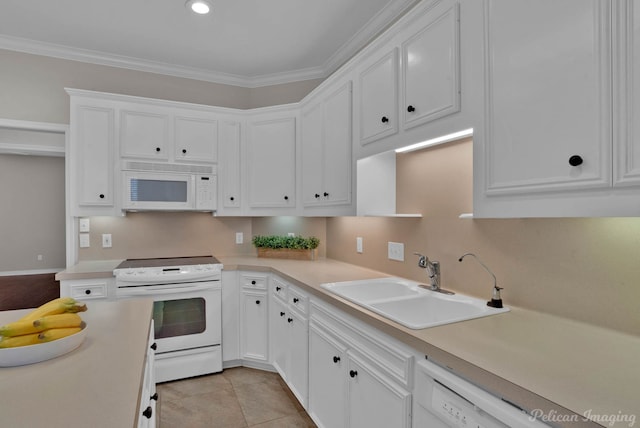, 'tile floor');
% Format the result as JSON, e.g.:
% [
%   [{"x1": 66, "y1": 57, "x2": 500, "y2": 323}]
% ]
[{"x1": 157, "y1": 367, "x2": 317, "y2": 427}]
